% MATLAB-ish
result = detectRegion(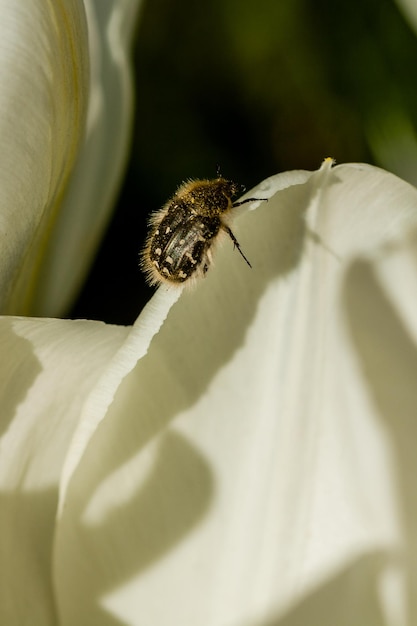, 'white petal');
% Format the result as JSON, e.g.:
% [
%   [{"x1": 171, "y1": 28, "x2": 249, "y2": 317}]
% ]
[
  {"x1": 339, "y1": 234, "x2": 417, "y2": 626},
  {"x1": 0, "y1": 1, "x2": 89, "y2": 314},
  {"x1": 0, "y1": 284, "x2": 179, "y2": 625},
  {"x1": 53, "y1": 162, "x2": 417, "y2": 625},
  {"x1": 33, "y1": 0, "x2": 143, "y2": 316},
  {"x1": 0, "y1": 316, "x2": 129, "y2": 625}
]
